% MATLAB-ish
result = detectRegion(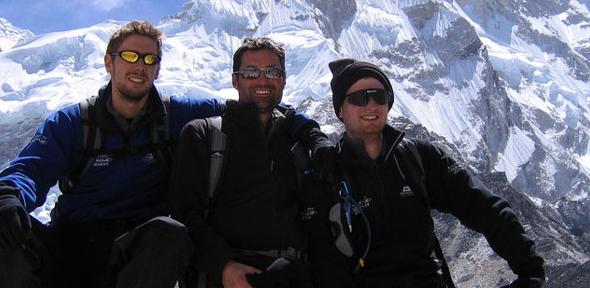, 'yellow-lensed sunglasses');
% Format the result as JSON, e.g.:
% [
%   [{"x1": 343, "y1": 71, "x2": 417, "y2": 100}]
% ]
[{"x1": 111, "y1": 50, "x2": 160, "y2": 65}]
